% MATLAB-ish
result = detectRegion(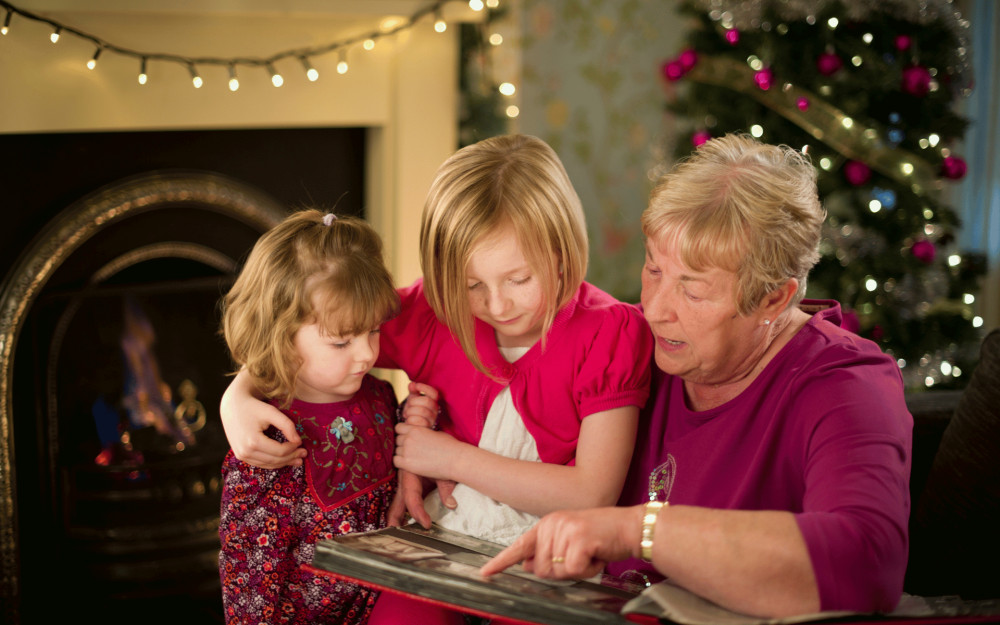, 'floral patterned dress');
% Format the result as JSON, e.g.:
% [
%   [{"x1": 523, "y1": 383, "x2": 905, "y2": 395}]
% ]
[{"x1": 219, "y1": 375, "x2": 398, "y2": 625}]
